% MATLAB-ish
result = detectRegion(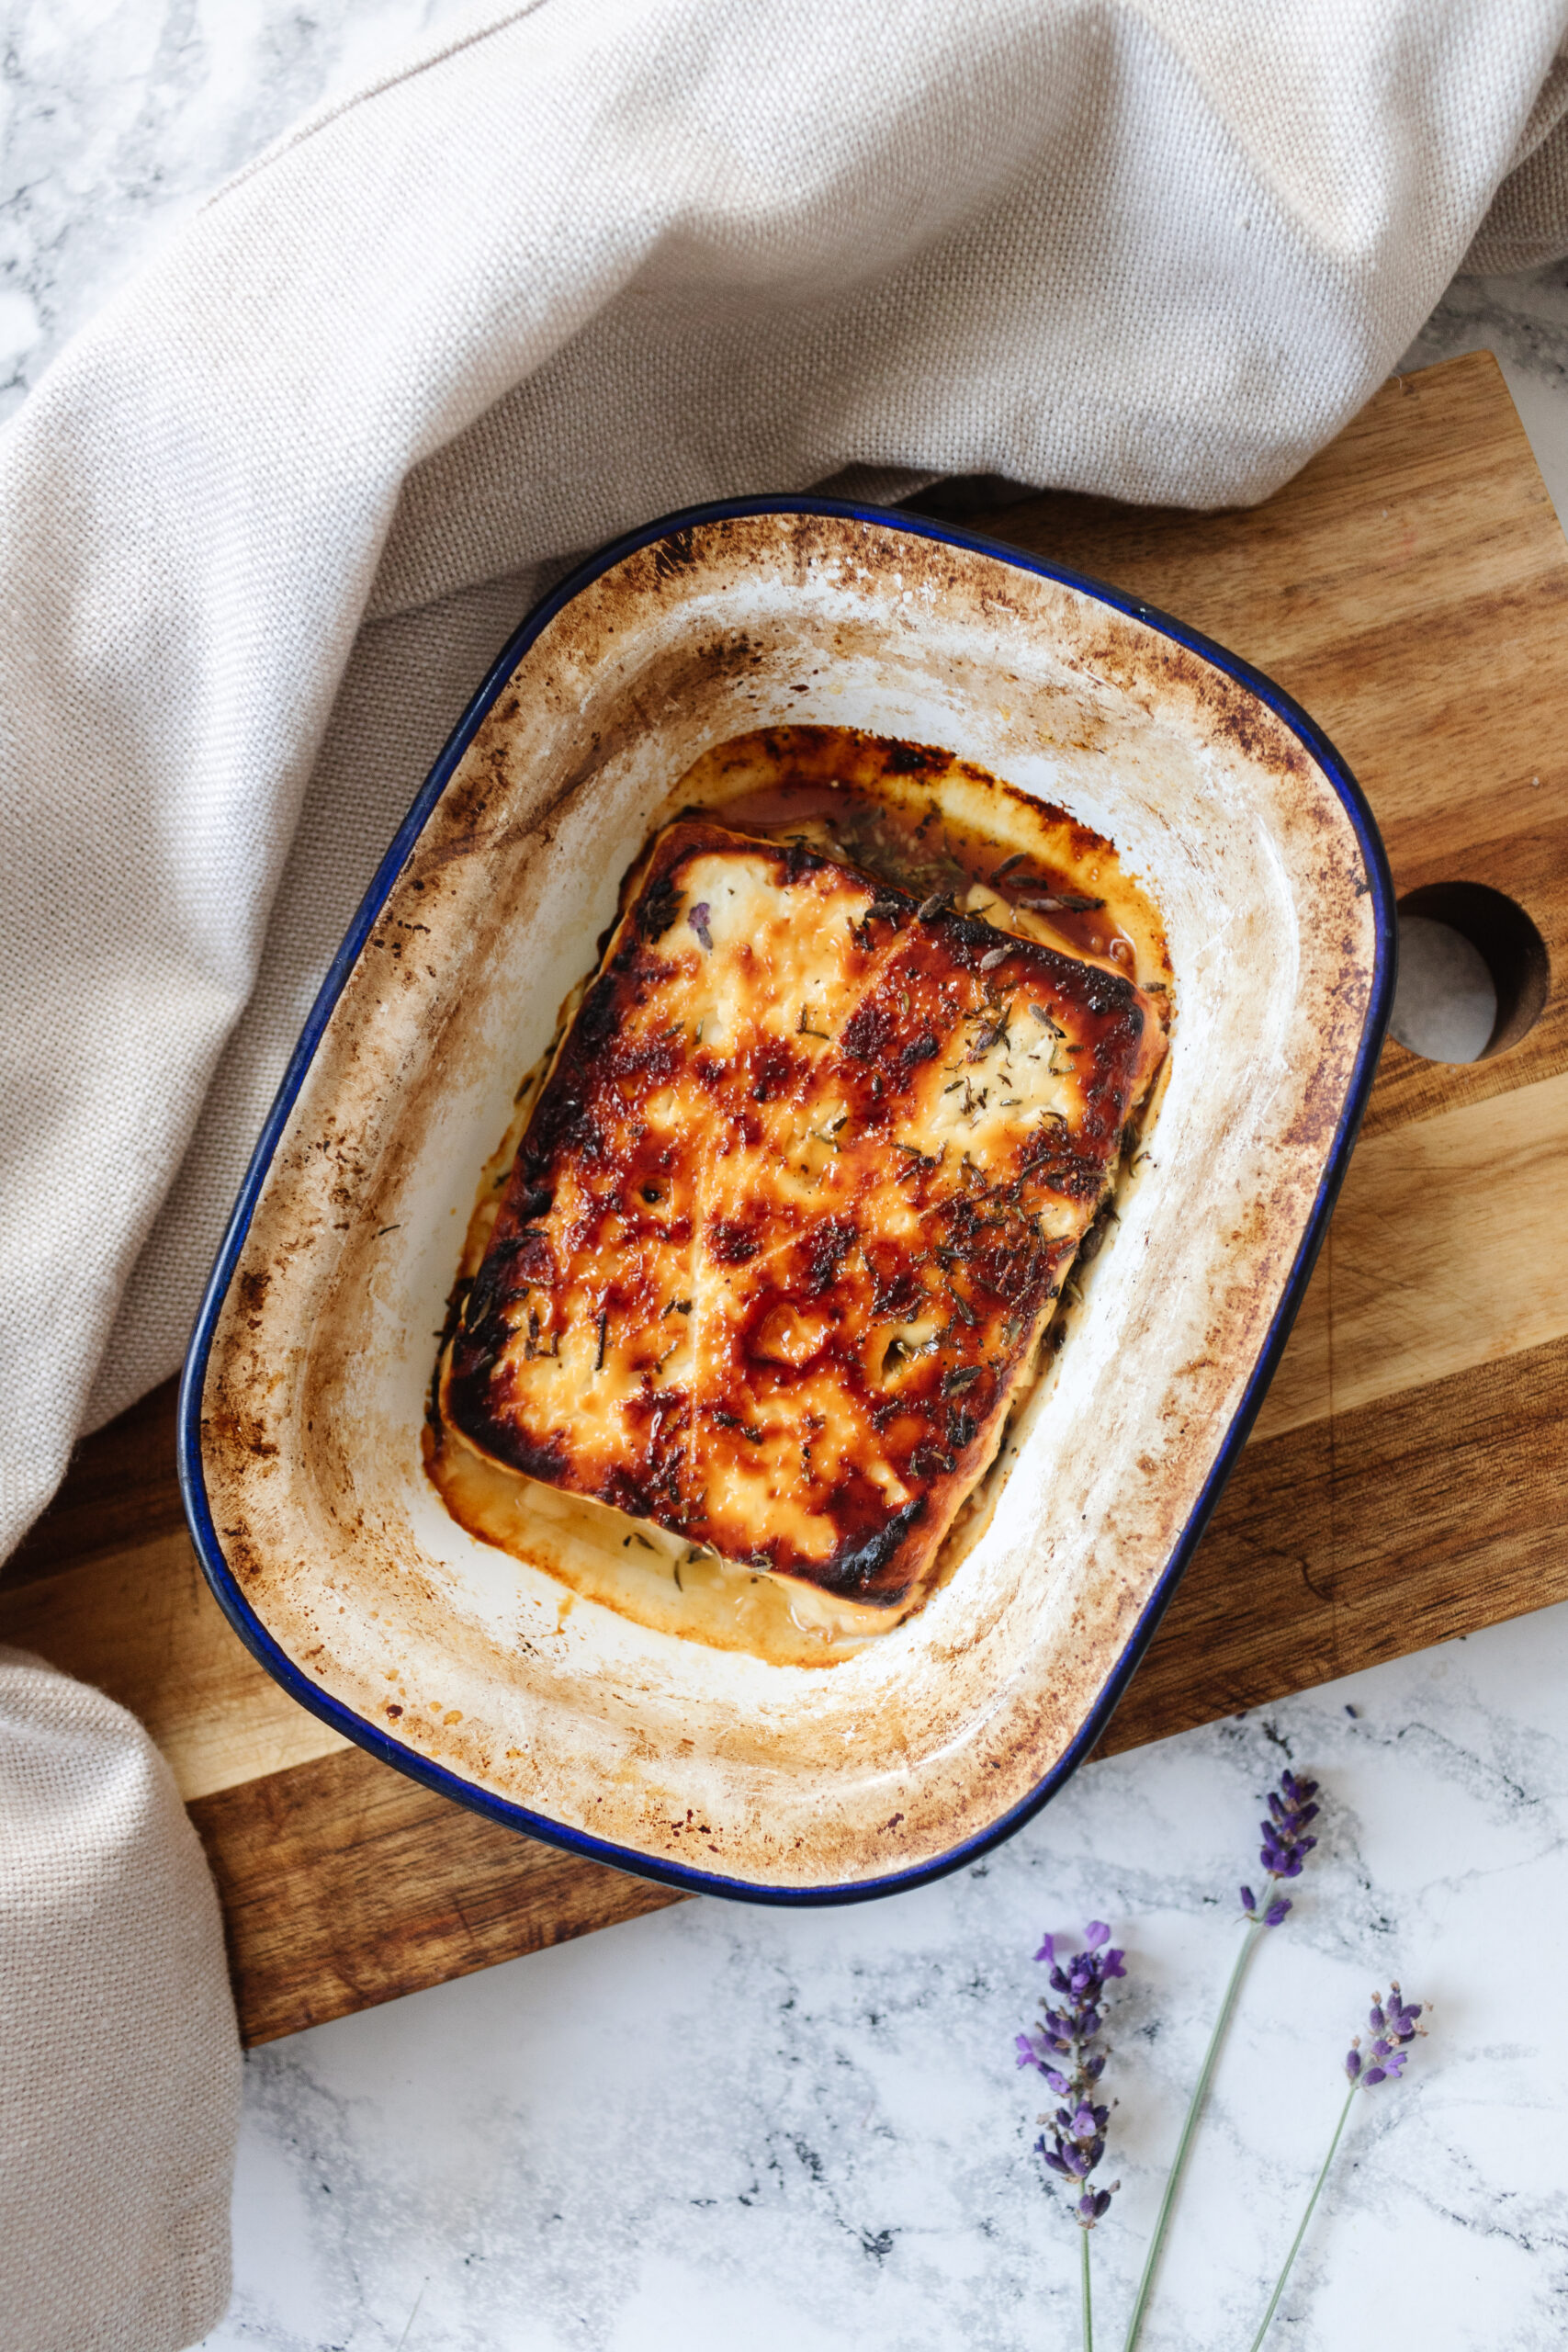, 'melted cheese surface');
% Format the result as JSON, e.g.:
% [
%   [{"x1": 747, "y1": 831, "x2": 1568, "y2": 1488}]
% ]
[{"x1": 441, "y1": 818, "x2": 1156, "y2": 1615}]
